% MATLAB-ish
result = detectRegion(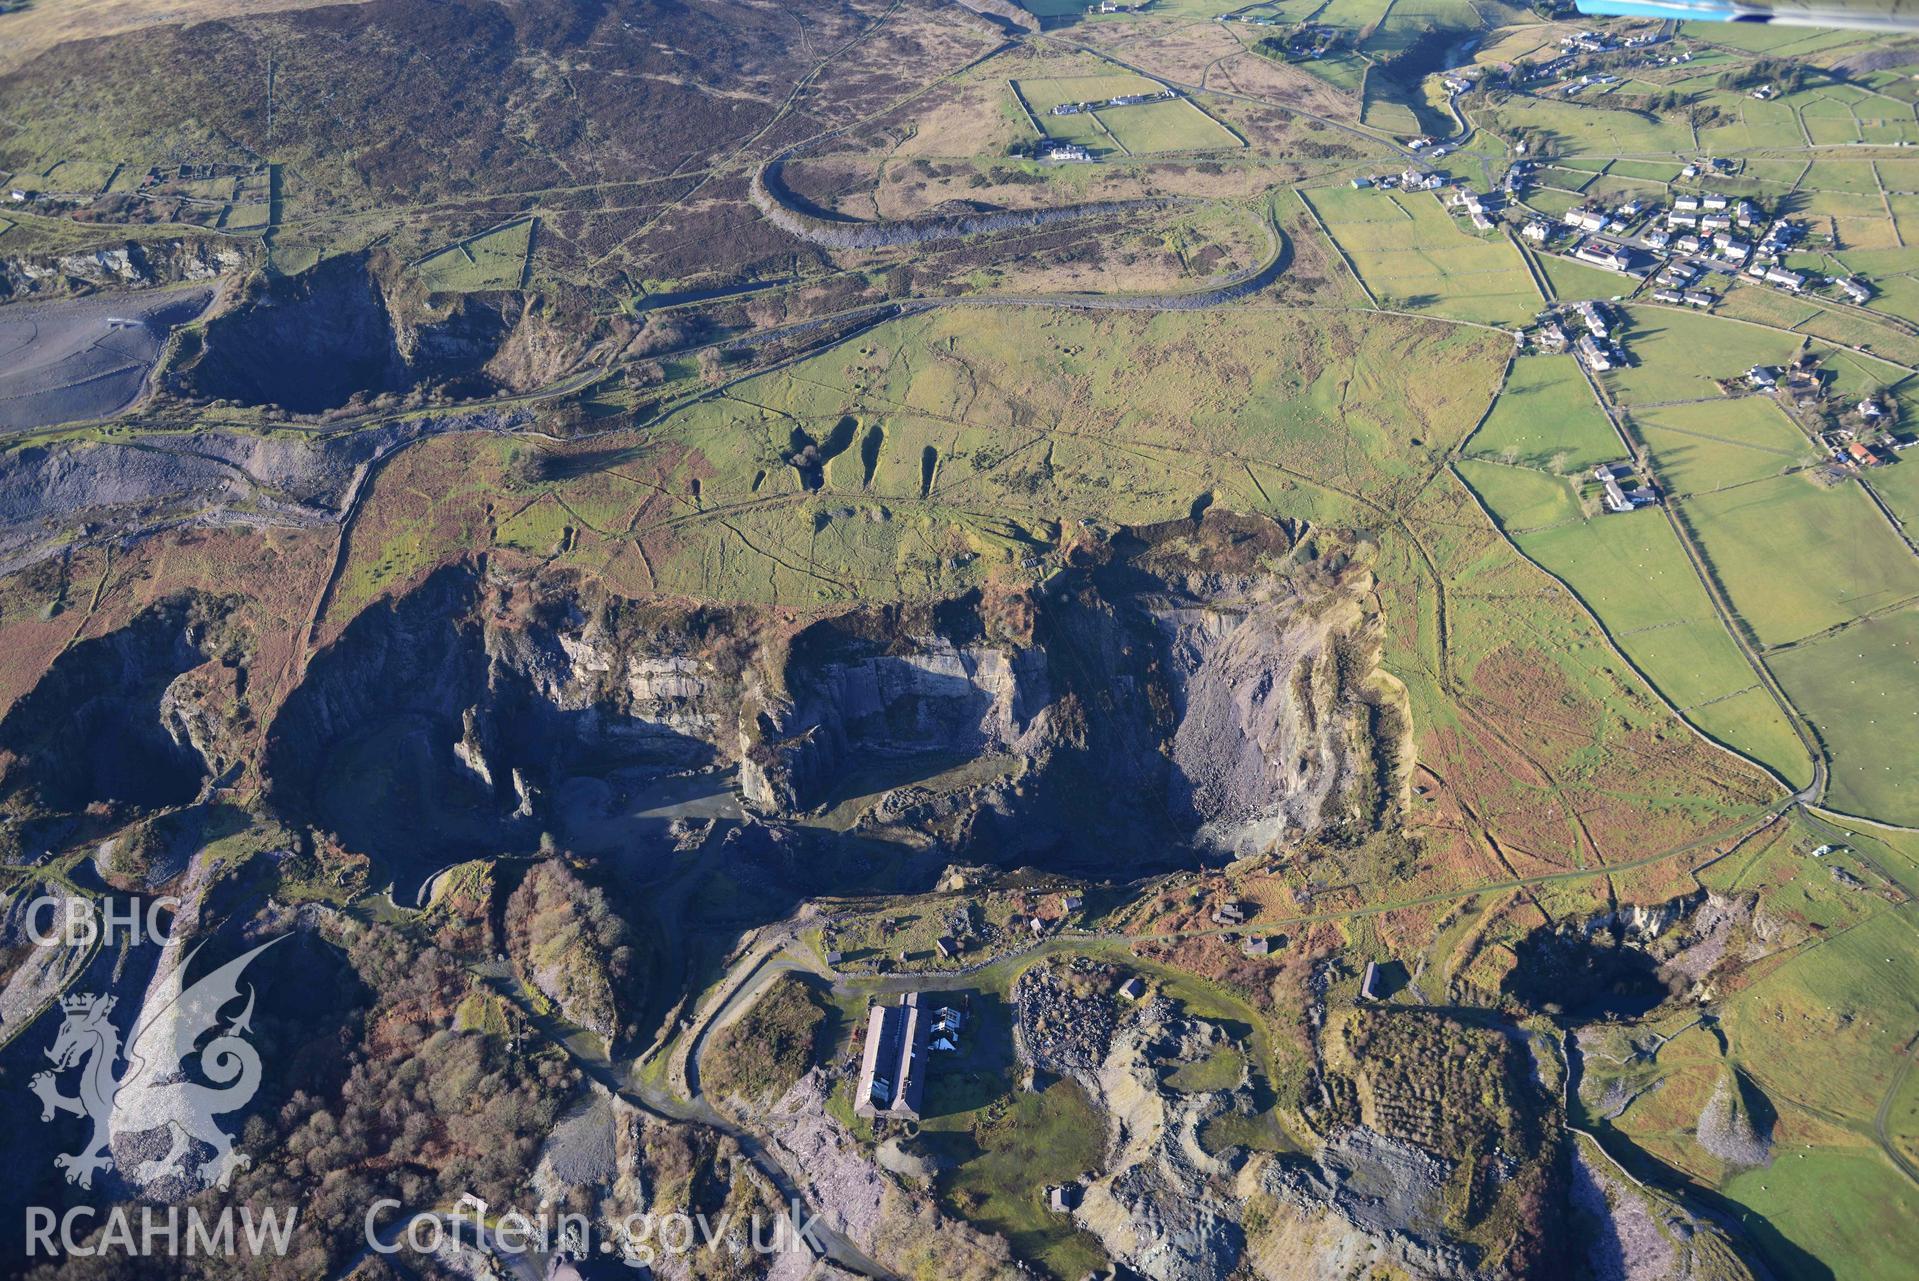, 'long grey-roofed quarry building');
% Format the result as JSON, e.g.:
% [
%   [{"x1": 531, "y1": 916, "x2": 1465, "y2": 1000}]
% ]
[{"x1": 857, "y1": 992, "x2": 929, "y2": 1120}]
